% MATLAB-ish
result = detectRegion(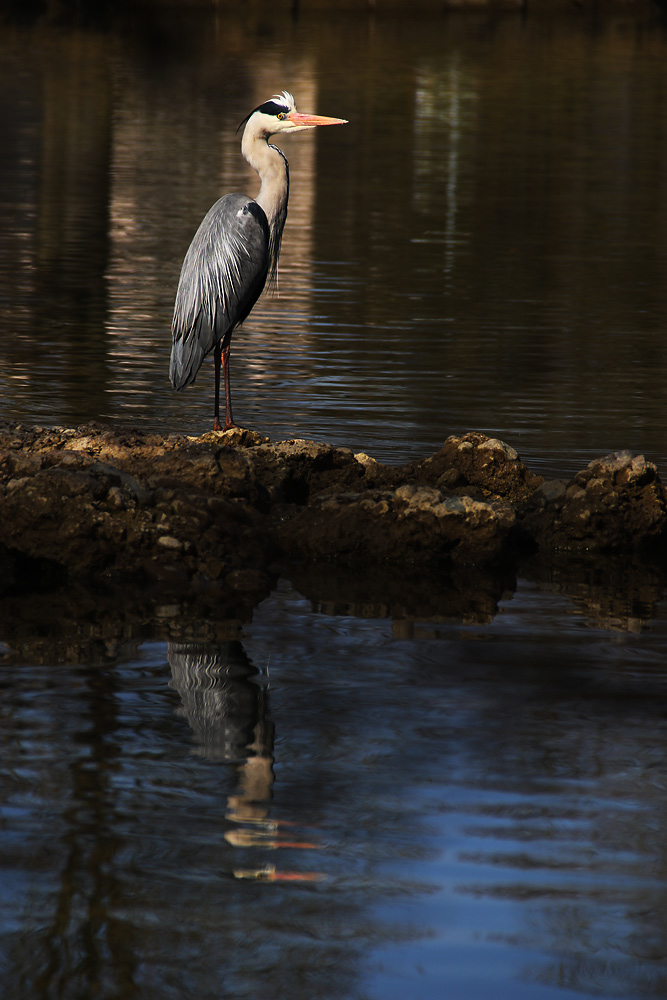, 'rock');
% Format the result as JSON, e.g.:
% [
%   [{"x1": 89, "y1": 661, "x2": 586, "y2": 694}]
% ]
[
  {"x1": 522, "y1": 450, "x2": 667, "y2": 553},
  {"x1": 533, "y1": 479, "x2": 568, "y2": 503},
  {"x1": 194, "y1": 427, "x2": 270, "y2": 448},
  {"x1": 409, "y1": 431, "x2": 543, "y2": 503},
  {"x1": 273, "y1": 484, "x2": 510, "y2": 568},
  {"x1": 157, "y1": 535, "x2": 185, "y2": 551},
  {"x1": 0, "y1": 419, "x2": 665, "y2": 593}
]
